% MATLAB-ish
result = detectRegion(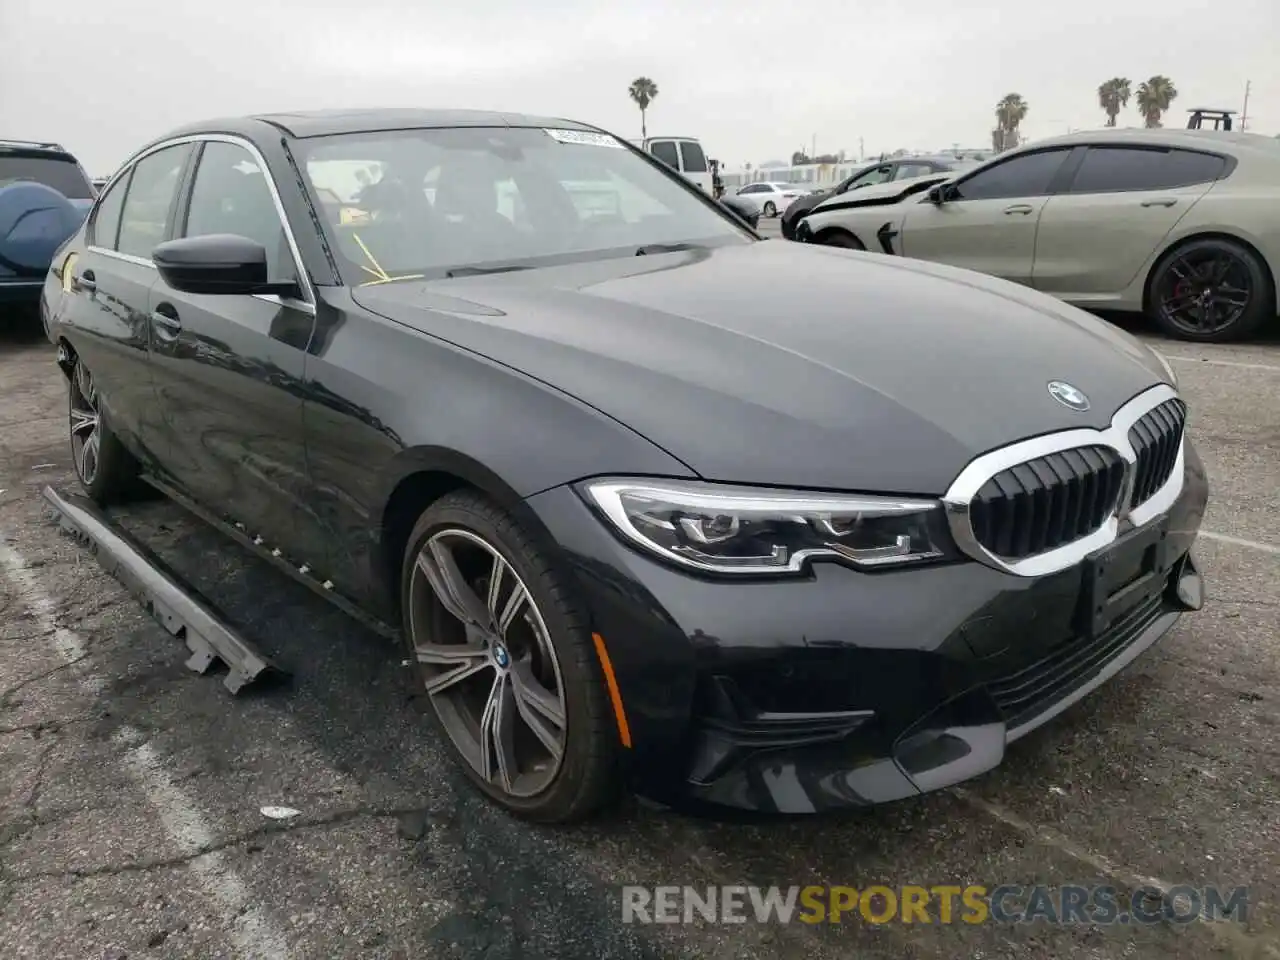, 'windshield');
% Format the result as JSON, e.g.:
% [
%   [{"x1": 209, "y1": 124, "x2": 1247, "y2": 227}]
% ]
[
  {"x1": 0, "y1": 152, "x2": 94, "y2": 199},
  {"x1": 296, "y1": 126, "x2": 751, "y2": 285}
]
